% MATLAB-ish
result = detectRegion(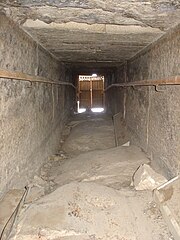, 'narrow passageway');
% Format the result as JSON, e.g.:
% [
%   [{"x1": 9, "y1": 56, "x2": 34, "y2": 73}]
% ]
[
  {"x1": 0, "y1": 2, "x2": 180, "y2": 240},
  {"x1": 5, "y1": 112, "x2": 172, "y2": 240}
]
